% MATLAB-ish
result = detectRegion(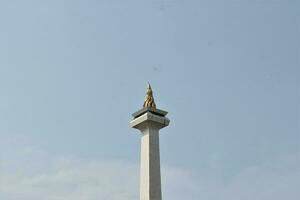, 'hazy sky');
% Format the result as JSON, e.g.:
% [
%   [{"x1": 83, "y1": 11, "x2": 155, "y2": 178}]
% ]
[{"x1": 0, "y1": 0, "x2": 299, "y2": 199}]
